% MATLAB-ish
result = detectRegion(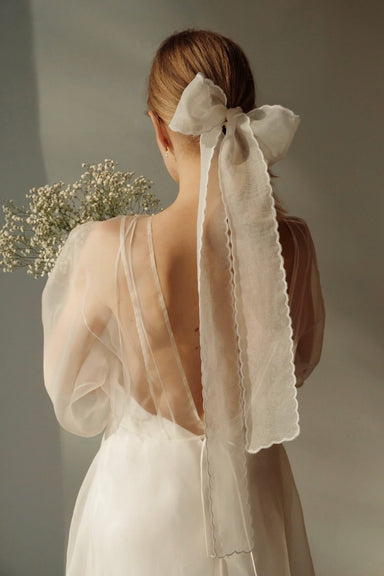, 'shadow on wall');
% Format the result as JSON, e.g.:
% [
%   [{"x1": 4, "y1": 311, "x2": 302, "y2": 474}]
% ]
[{"x1": 0, "y1": 1, "x2": 65, "y2": 575}]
